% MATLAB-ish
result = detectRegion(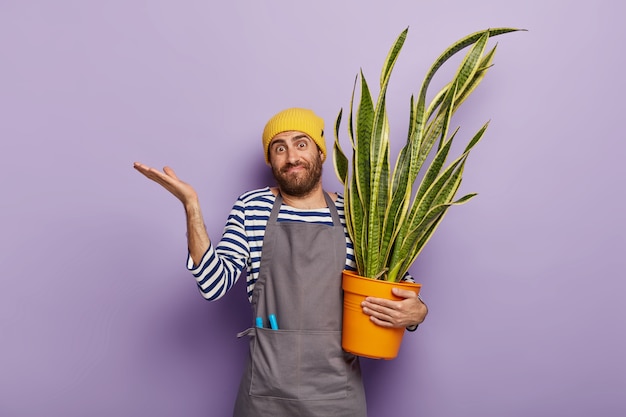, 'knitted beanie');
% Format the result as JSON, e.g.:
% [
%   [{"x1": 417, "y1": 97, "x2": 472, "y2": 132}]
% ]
[{"x1": 262, "y1": 108, "x2": 326, "y2": 164}]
